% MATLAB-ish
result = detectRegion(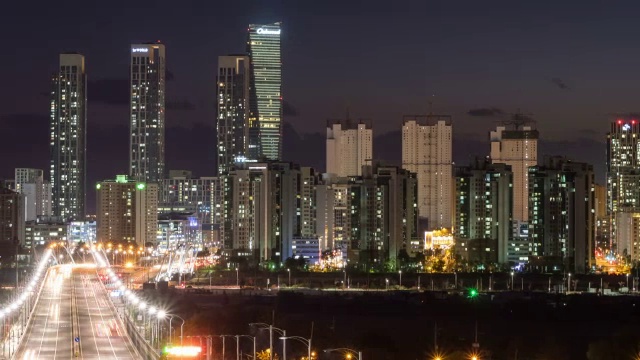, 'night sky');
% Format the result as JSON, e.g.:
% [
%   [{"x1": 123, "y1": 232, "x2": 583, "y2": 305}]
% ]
[{"x1": 1, "y1": 0, "x2": 634, "y2": 212}]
